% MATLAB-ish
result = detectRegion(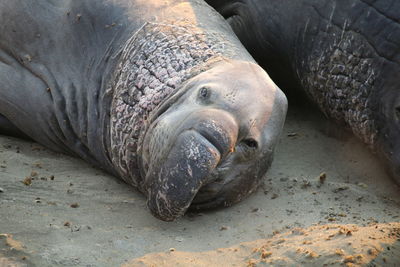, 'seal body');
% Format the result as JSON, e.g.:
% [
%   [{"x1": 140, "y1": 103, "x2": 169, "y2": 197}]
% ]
[
  {"x1": 207, "y1": 0, "x2": 400, "y2": 183},
  {"x1": 0, "y1": 0, "x2": 287, "y2": 220}
]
